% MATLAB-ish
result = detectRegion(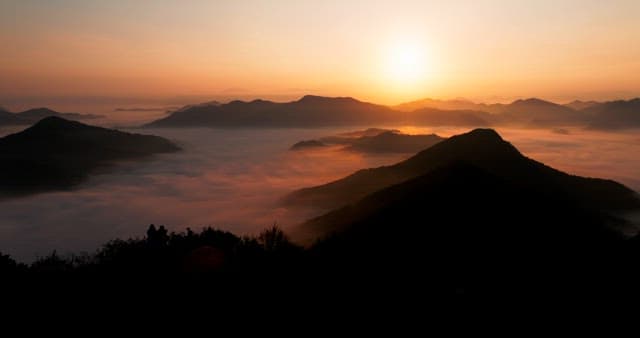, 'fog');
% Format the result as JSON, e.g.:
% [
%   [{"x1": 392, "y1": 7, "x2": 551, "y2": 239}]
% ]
[
  {"x1": 1, "y1": 121, "x2": 639, "y2": 262},
  {"x1": 0, "y1": 126, "x2": 409, "y2": 262}
]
